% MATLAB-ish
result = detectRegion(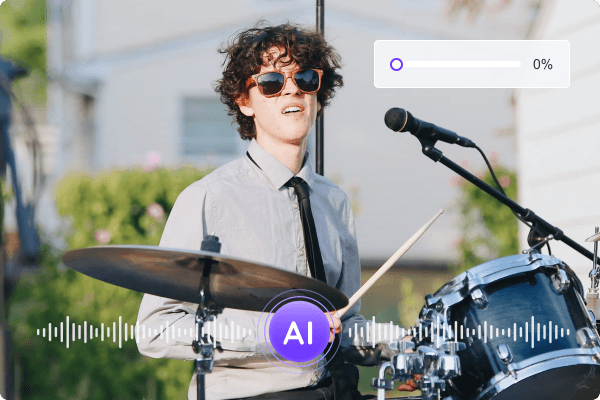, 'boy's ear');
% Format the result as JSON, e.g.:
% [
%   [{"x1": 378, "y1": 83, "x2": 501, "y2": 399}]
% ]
[{"x1": 235, "y1": 94, "x2": 254, "y2": 117}]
